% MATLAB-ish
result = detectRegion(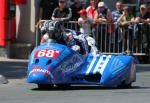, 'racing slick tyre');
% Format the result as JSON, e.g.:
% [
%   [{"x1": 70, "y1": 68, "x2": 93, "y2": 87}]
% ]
[
  {"x1": 117, "y1": 81, "x2": 132, "y2": 89},
  {"x1": 37, "y1": 84, "x2": 53, "y2": 89},
  {"x1": 56, "y1": 84, "x2": 71, "y2": 88}
]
